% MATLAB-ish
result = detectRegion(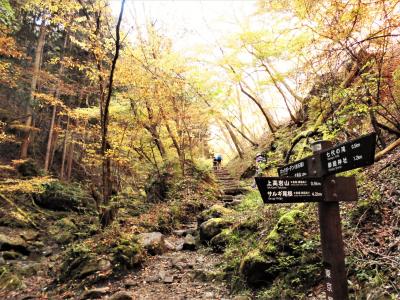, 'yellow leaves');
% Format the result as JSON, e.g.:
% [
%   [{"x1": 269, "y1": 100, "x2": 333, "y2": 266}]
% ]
[
  {"x1": 33, "y1": 92, "x2": 67, "y2": 110},
  {"x1": 0, "y1": 176, "x2": 54, "y2": 193},
  {"x1": 71, "y1": 106, "x2": 100, "y2": 121}
]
